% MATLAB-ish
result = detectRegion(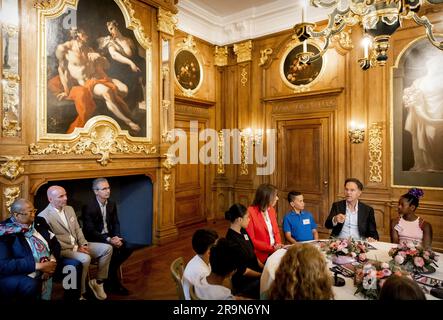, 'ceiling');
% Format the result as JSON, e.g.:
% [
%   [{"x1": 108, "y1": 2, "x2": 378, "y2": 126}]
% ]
[{"x1": 177, "y1": 0, "x2": 329, "y2": 46}]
